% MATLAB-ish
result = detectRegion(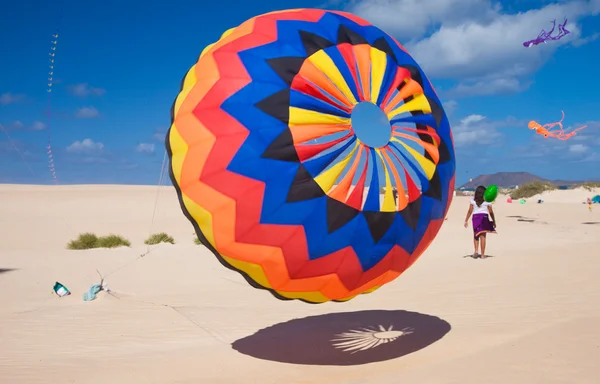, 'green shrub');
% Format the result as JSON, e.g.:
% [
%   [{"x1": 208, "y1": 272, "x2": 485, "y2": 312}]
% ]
[
  {"x1": 67, "y1": 233, "x2": 130, "y2": 249},
  {"x1": 194, "y1": 237, "x2": 201, "y2": 245},
  {"x1": 144, "y1": 232, "x2": 175, "y2": 245},
  {"x1": 510, "y1": 181, "x2": 556, "y2": 199},
  {"x1": 67, "y1": 232, "x2": 98, "y2": 250},
  {"x1": 95, "y1": 234, "x2": 131, "y2": 248}
]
